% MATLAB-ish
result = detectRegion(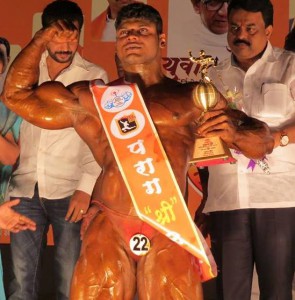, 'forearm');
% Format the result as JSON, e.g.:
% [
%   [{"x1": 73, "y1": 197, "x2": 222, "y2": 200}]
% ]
[
  {"x1": 91, "y1": 177, "x2": 101, "y2": 203},
  {"x1": 231, "y1": 114, "x2": 274, "y2": 159},
  {"x1": 89, "y1": 175, "x2": 107, "y2": 209},
  {"x1": 1, "y1": 31, "x2": 47, "y2": 125},
  {"x1": 2, "y1": 33, "x2": 45, "y2": 110},
  {"x1": 198, "y1": 108, "x2": 275, "y2": 159}
]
